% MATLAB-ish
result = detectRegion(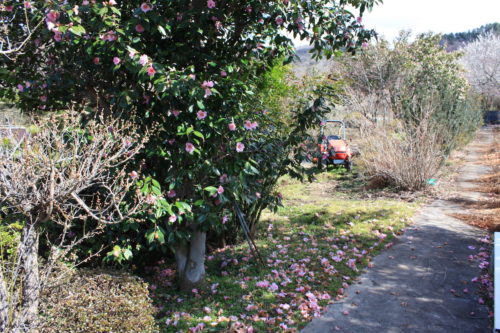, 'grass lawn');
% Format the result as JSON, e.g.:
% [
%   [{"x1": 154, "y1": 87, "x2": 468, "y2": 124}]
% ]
[{"x1": 150, "y1": 167, "x2": 420, "y2": 332}]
